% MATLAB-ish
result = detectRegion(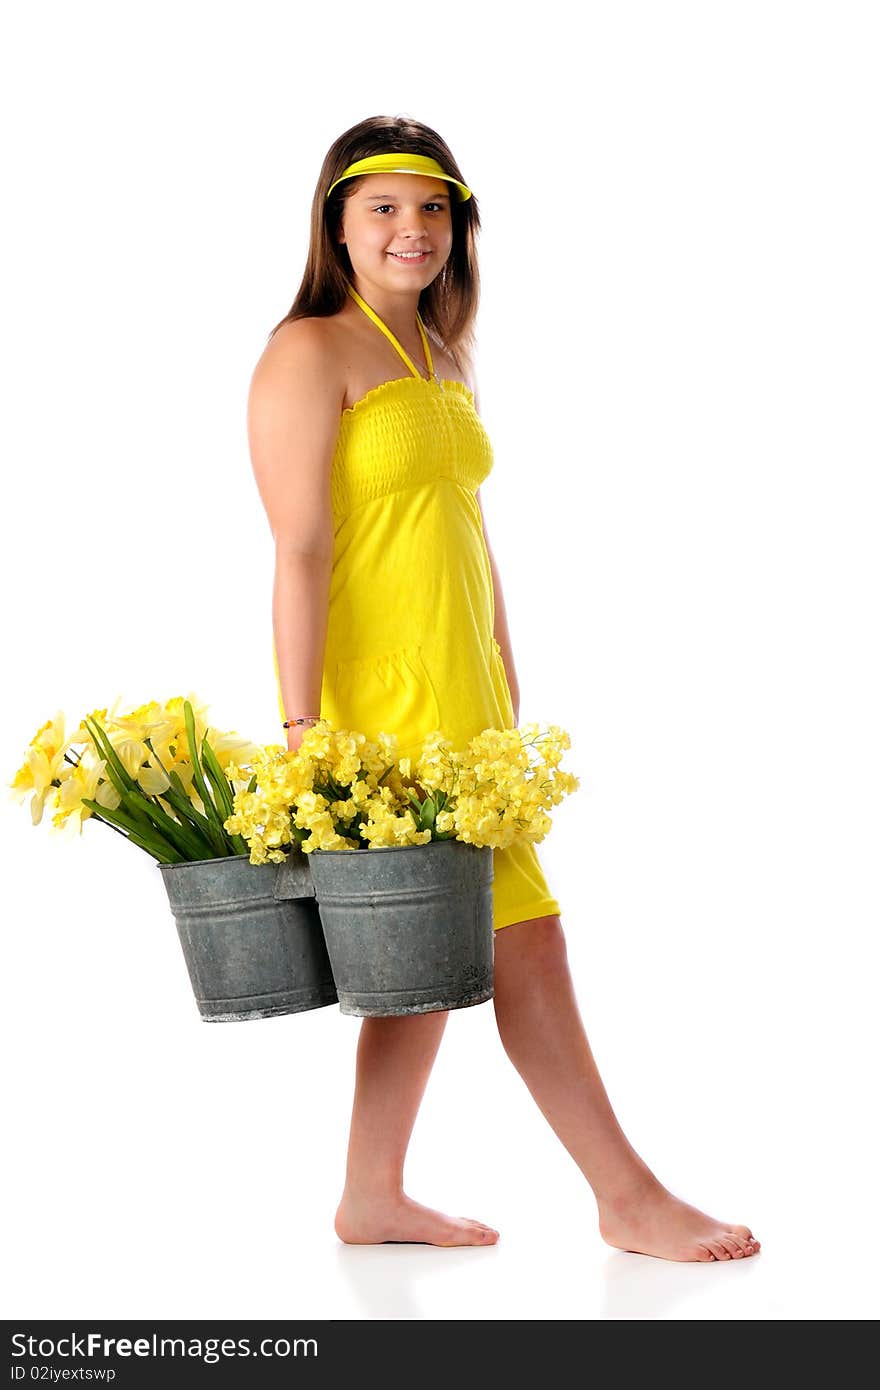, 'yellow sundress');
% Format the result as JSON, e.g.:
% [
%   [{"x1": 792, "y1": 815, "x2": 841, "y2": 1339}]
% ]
[{"x1": 273, "y1": 280, "x2": 561, "y2": 931}]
